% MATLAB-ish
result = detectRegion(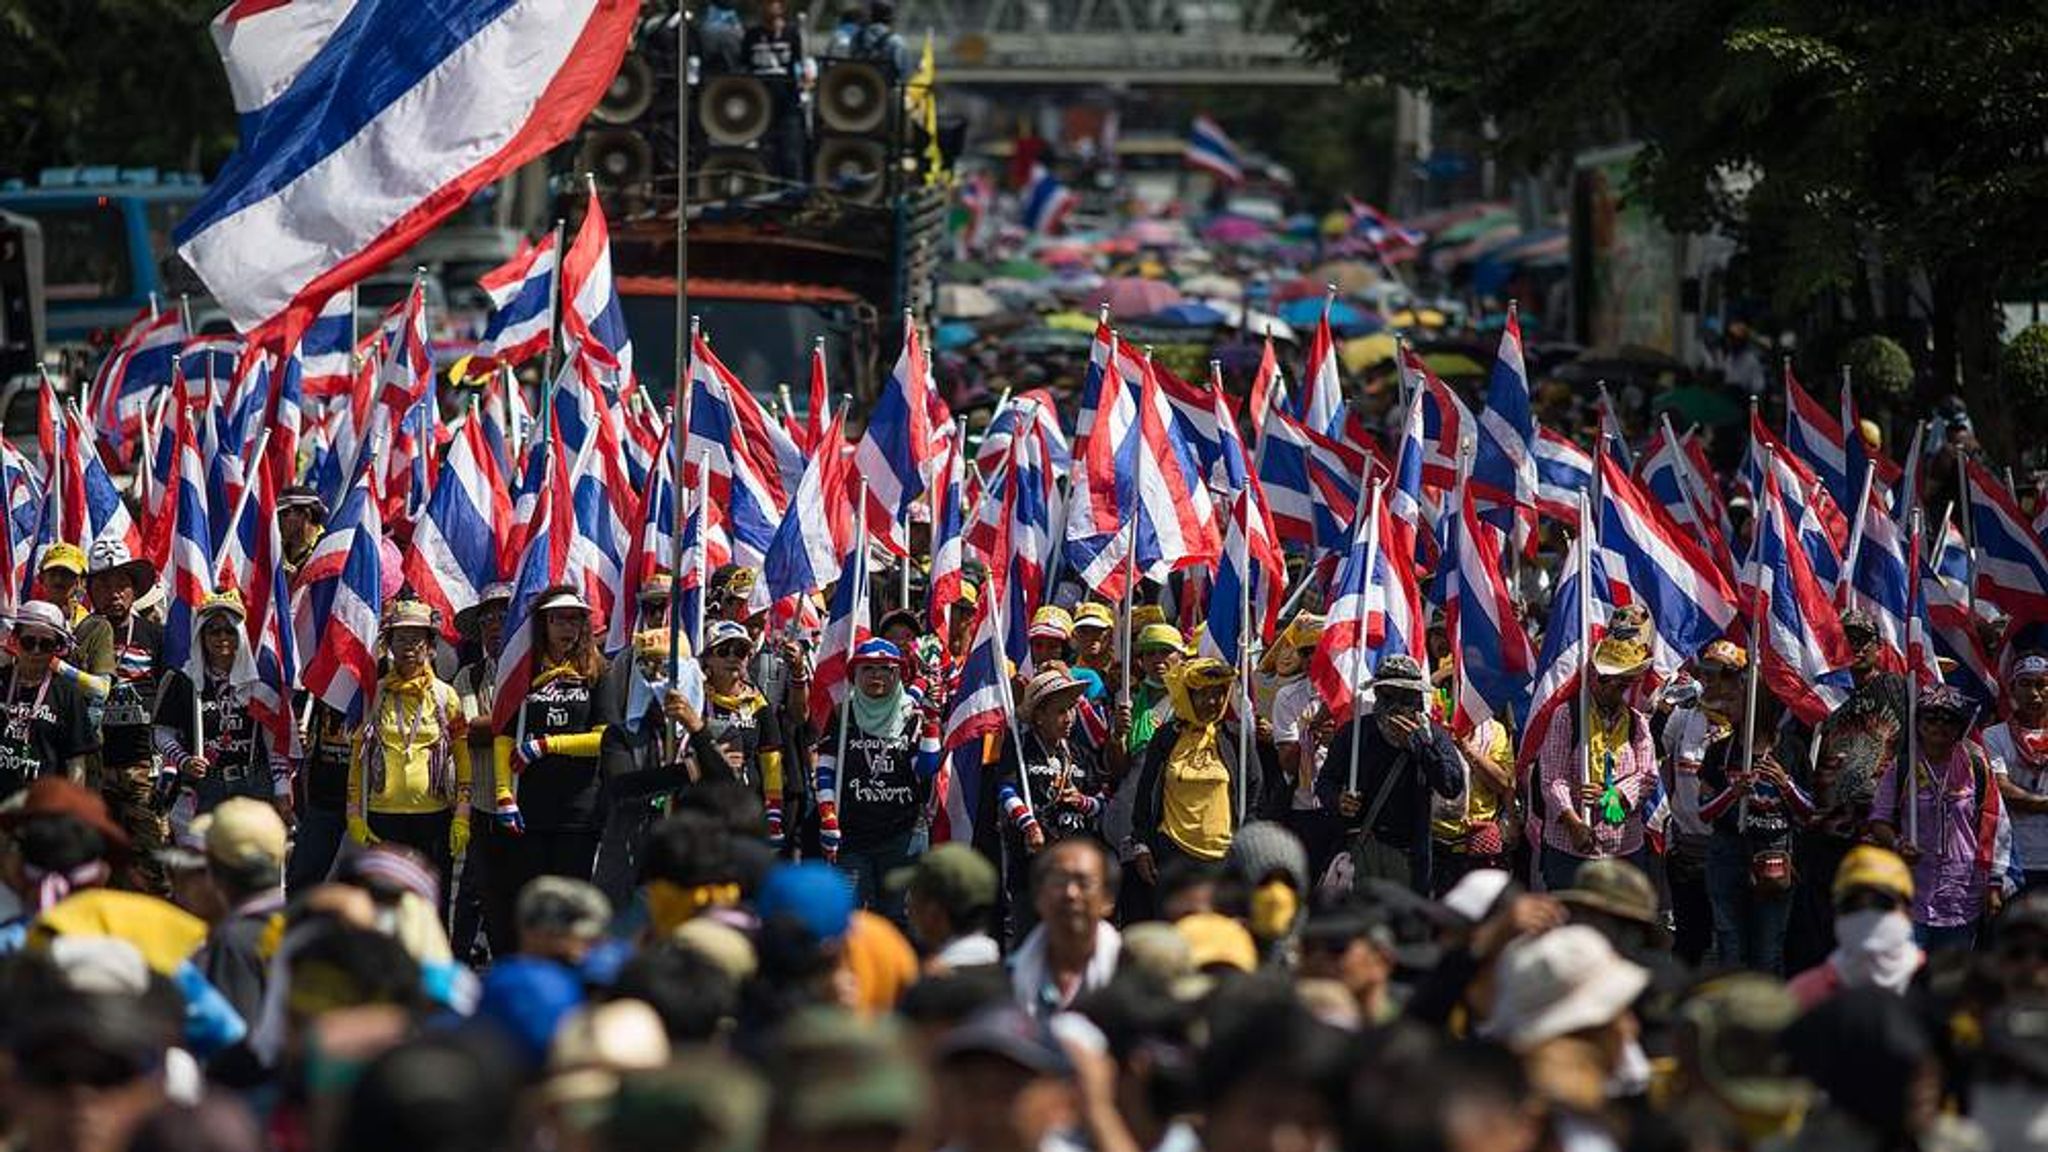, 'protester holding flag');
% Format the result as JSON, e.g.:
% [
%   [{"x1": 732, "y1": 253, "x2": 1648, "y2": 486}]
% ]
[
  {"x1": 990, "y1": 666, "x2": 1105, "y2": 942},
  {"x1": 344, "y1": 599, "x2": 471, "y2": 911},
  {"x1": 1868, "y1": 685, "x2": 2016, "y2": 951},
  {"x1": 490, "y1": 585, "x2": 616, "y2": 945},
  {"x1": 1314, "y1": 655, "x2": 1463, "y2": 895},
  {"x1": 816, "y1": 638, "x2": 941, "y2": 921},
  {"x1": 74, "y1": 542, "x2": 166, "y2": 894},
  {"x1": 0, "y1": 602, "x2": 101, "y2": 804},
  {"x1": 150, "y1": 591, "x2": 281, "y2": 825},
  {"x1": 699, "y1": 620, "x2": 787, "y2": 843},
  {"x1": 1128, "y1": 657, "x2": 1263, "y2": 906},
  {"x1": 1265, "y1": 614, "x2": 1341, "y2": 878},
  {"x1": 1537, "y1": 636, "x2": 1658, "y2": 892}
]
